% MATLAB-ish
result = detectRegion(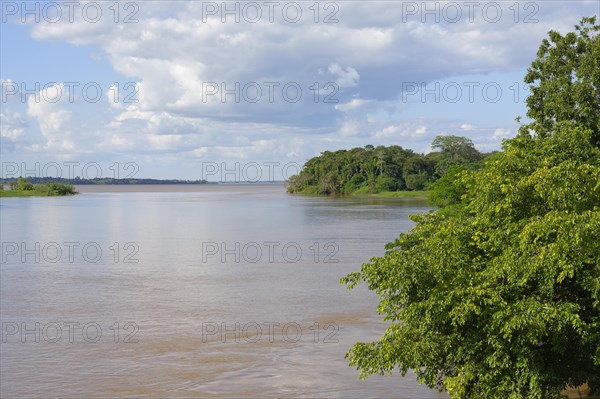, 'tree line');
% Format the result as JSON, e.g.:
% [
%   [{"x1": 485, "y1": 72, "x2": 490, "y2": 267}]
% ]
[
  {"x1": 1, "y1": 177, "x2": 210, "y2": 185},
  {"x1": 287, "y1": 136, "x2": 493, "y2": 195}
]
